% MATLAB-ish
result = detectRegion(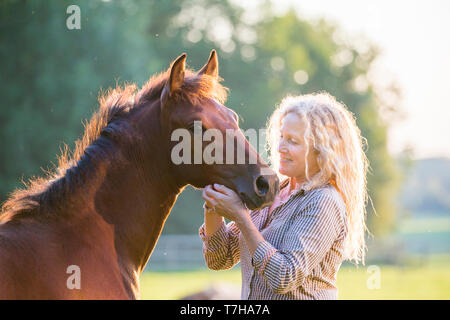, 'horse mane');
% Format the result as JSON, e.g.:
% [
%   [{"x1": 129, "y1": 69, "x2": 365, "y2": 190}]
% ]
[{"x1": 0, "y1": 68, "x2": 228, "y2": 222}]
